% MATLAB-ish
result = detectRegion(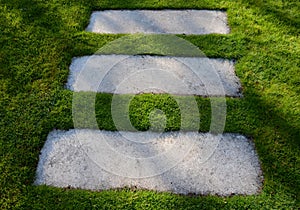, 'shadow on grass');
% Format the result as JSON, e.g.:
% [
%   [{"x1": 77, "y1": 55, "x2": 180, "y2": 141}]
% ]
[
  {"x1": 241, "y1": 0, "x2": 299, "y2": 34},
  {"x1": 0, "y1": 0, "x2": 94, "y2": 94},
  {"x1": 241, "y1": 88, "x2": 300, "y2": 197}
]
